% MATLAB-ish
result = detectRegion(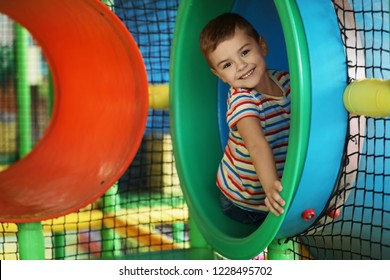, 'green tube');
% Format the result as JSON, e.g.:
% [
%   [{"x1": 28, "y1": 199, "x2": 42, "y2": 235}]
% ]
[
  {"x1": 267, "y1": 239, "x2": 294, "y2": 260},
  {"x1": 53, "y1": 233, "x2": 66, "y2": 260},
  {"x1": 15, "y1": 24, "x2": 45, "y2": 260},
  {"x1": 48, "y1": 73, "x2": 54, "y2": 117},
  {"x1": 101, "y1": 182, "x2": 122, "y2": 257},
  {"x1": 170, "y1": 0, "x2": 310, "y2": 259},
  {"x1": 18, "y1": 222, "x2": 45, "y2": 260},
  {"x1": 15, "y1": 25, "x2": 31, "y2": 157},
  {"x1": 172, "y1": 222, "x2": 185, "y2": 244}
]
